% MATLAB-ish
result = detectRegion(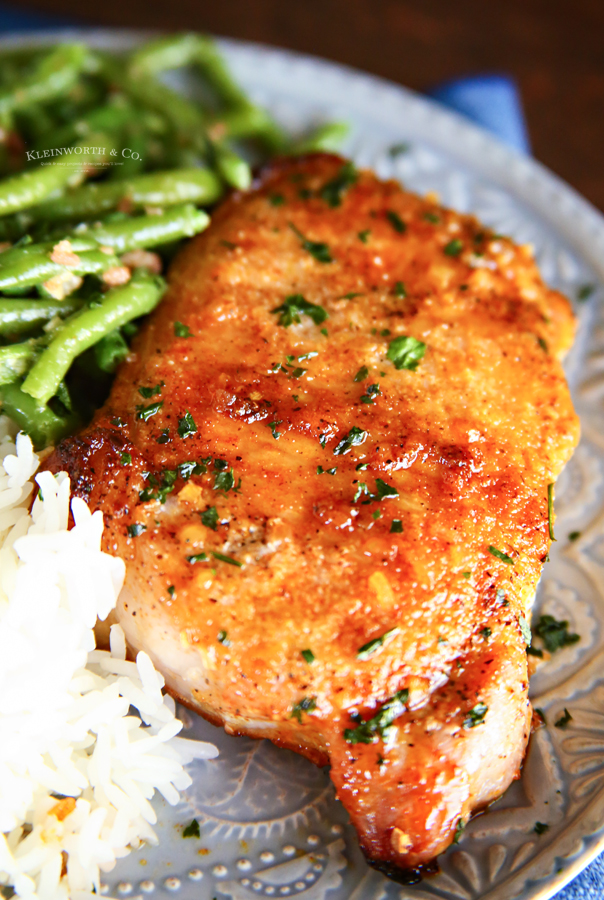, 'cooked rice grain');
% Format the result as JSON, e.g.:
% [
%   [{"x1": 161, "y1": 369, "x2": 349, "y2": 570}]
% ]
[{"x1": 0, "y1": 418, "x2": 217, "y2": 899}]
